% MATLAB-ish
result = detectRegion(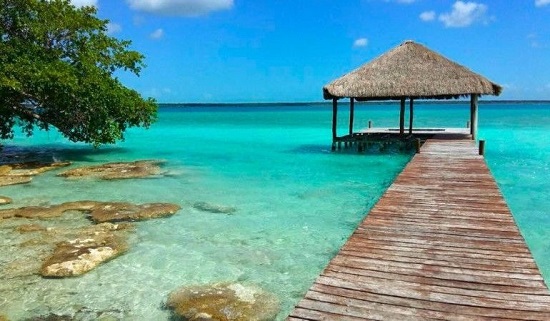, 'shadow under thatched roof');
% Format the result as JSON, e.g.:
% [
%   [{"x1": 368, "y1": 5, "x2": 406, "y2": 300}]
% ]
[{"x1": 323, "y1": 40, "x2": 502, "y2": 101}]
